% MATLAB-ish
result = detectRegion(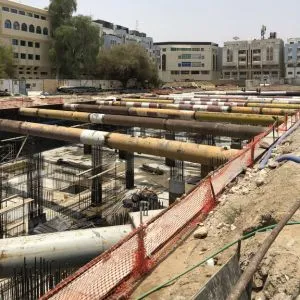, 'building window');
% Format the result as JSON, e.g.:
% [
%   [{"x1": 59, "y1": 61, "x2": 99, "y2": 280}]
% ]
[
  {"x1": 181, "y1": 62, "x2": 191, "y2": 67},
  {"x1": 19, "y1": 10, "x2": 25, "y2": 15},
  {"x1": 181, "y1": 54, "x2": 191, "y2": 59},
  {"x1": 27, "y1": 12, "x2": 33, "y2": 17},
  {"x1": 19, "y1": 71, "x2": 24, "y2": 74},
  {"x1": 162, "y1": 48, "x2": 166, "y2": 52},
  {"x1": 162, "y1": 54, "x2": 166, "y2": 71},
  {"x1": 28, "y1": 54, "x2": 33, "y2": 60},
  {"x1": 20, "y1": 40, "x2": 26, "y2": 46},
  {"x1": 43, "y1": 27, "x2": 48, "y2": 35},
  {"x1": 288, "y1": 72, "x2": 293, "y2": 75},
  {"x1": 41, "y1": 16, "x2": 47, "y2": 20},
  {"x1": 35, "y1": 55, "x2": 40, "y2": 60},
  {"x1": 13, "y1": 21, "x2": 20, "y2": 30},
  {"x1": 13, "y1": 53, "x2": 19, "y2": 58},
  {"x1": 11, "y1": 8, "x2": 17, "y2": 14},
  {"x1": 201, "y1": 48, "x2": 204, "y2": 51},
  {"x1": 297, "y1": 72, "x2": 300, "y2": 75},
  {"x1": 20, "y1": 53, "x2": 26, "y2": 59},
  {"x1": 12, "y1": 39, "x2": 18, "y2": 45},
  {"x1": 34, "y1": 14, "x2": 40, "y2": 19},
  {"x1": 35, "y1": 42, "x2": 40, "y2": 48},
  {"x1": 21, "y1": 23, "x2": 27, "y2": 31},
  {"x1": 4, "y1": 19, "x2": 12, "y2": 29},
  {"x1": 36, "y1": 26, "x2": 42, "y2": 34},
  {"x1": 29, "y1": 24, "x2": 35, "y2": 33},
  {"x1": 266, "y1": 47, "x2": 273, "y2": 61},
  {"x1": 41, "y1": 72, "x2": 48, "y2": 76},
  {"x1": 171, "y1": 71, "x2": 180, "y2": 75},
  {"x1": 28, "y1": 41, "x2": 33, "y2": 47},
  {"x1": 191, "y1": 71, "x2": 200, "y2": 74},
  {"x1": 227, "y1": 49, "x2": 233, "y2": 62},
  {"x1": 181, "y1": 71, "x2": 190, "y2": 75},
  {"x1": 2, "y1": 7, "x2": 9, "y2": 12},
  {"x1": 191, "y1": 62, "x2": 201, "y2": 67}
]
